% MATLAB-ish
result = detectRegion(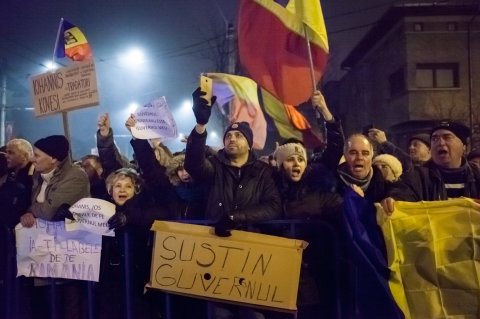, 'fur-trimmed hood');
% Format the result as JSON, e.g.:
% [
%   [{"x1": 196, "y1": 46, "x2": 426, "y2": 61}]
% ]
[{"x1": 166, "y1": 154, "x2": 185, "y2": 186}]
